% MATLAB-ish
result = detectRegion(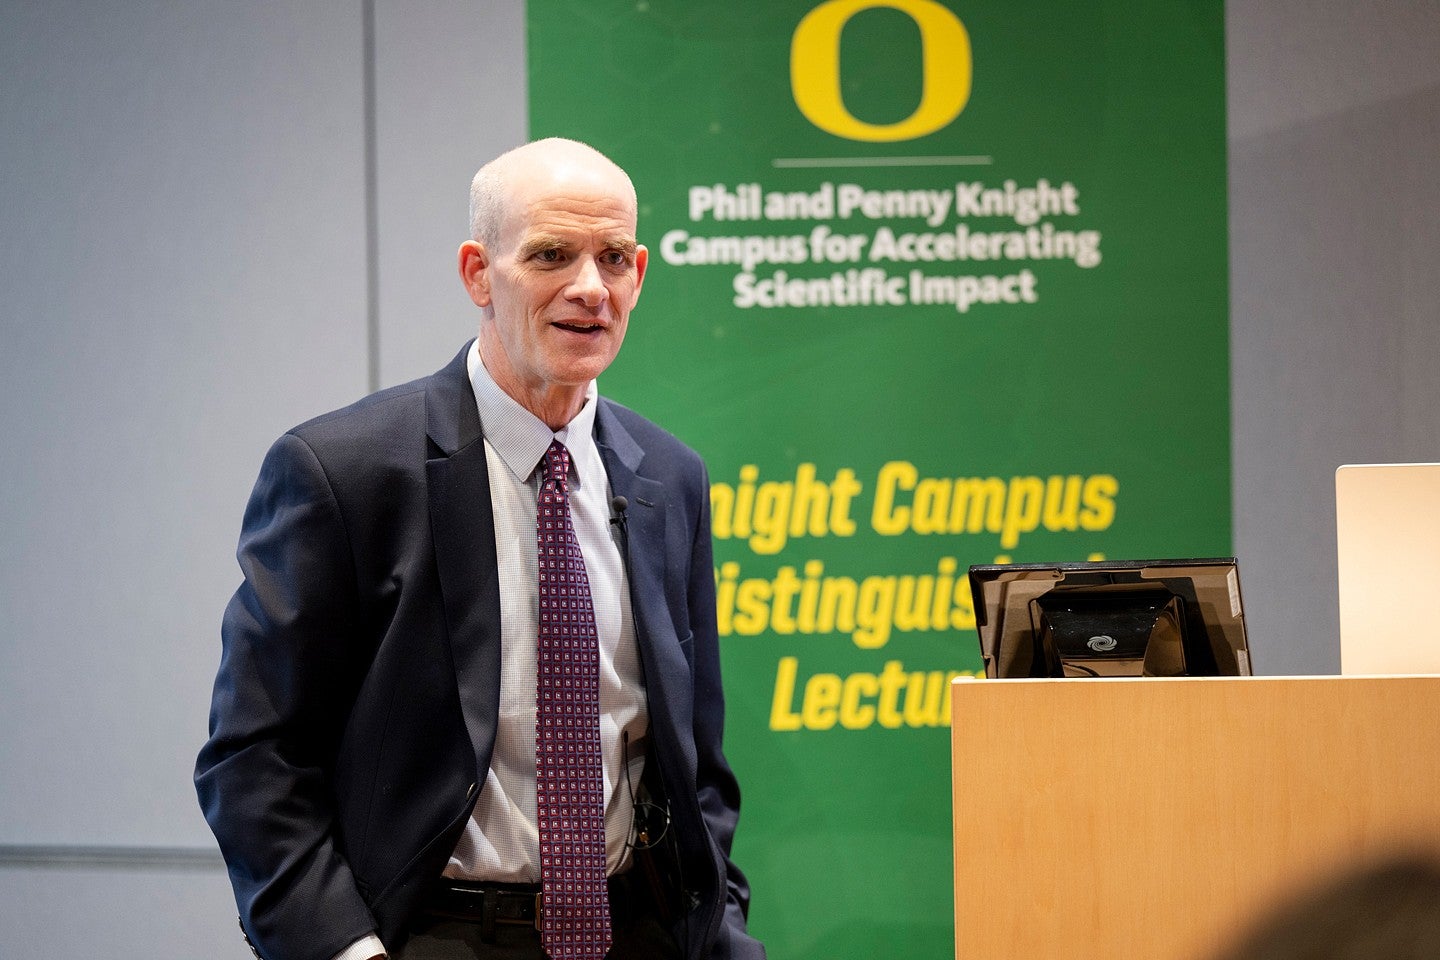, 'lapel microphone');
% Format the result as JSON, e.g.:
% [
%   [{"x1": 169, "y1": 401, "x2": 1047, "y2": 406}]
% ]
[{"x1": 609, "y1": 496, "x2": 631, "y2": 574}]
